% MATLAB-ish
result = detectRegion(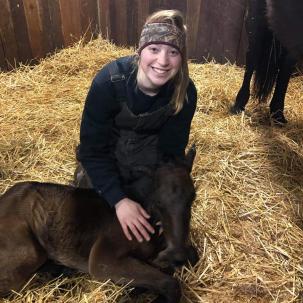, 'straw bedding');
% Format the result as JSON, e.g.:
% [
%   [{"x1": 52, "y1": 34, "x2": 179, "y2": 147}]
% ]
[{"x1": 0, "y1": 38, "x2": 302, "y2": 303}]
